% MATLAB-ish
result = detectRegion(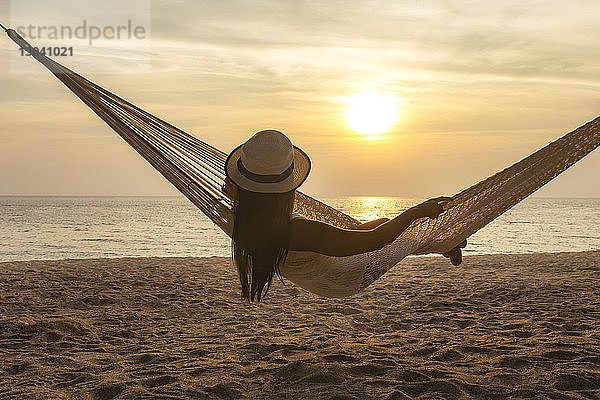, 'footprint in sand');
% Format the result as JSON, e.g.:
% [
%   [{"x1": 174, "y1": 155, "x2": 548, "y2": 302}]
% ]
[
  {"x1": 512, "y1": 330, "x2": 535, "y2": 338},
  {"x1": 90, "y1": 382, "x2": 127, "y2": 400},
  {"x1": 496, "y1": 355, "x2": 531, "y2": 369},
  {"x1": 203, "y1": 382, "x2": 244, "y2": 399},
  {"x1": 347, "y1": 364, "x2": 390, "y2": 377},
  {"x1": 322, "y1": 353, "x2": 360, "y2": 363},
  {"x1": 431, "y1": 348, "x2": 464, "y2": 362},
  {"x1": 553, "y1": 373, "x2": 598, "y2": 391},
  {"x1": 141, "y1": 375, "x2": 179, "y2": 388},
  {"x1": 396, "y1": 380, "x2": 463, "y2": 399},
  {"x1": 542, "y1": 350, "x2": 581, "y2": 361},
  {"x1": 396, "y1": 369, "x2": 430, "y2": 382}
]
